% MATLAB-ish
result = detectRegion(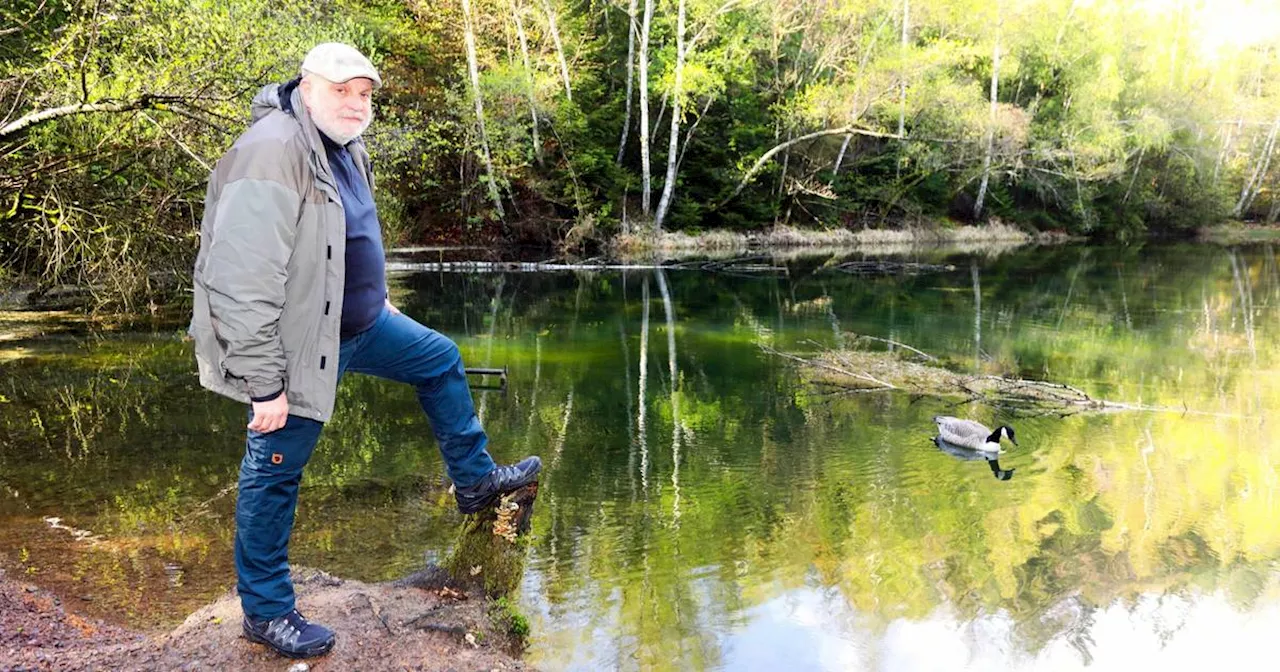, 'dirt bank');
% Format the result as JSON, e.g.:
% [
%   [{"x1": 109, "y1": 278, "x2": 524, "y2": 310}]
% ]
[{"x1": 1, "y1": 567, "x2": 531, "y2": 671}]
